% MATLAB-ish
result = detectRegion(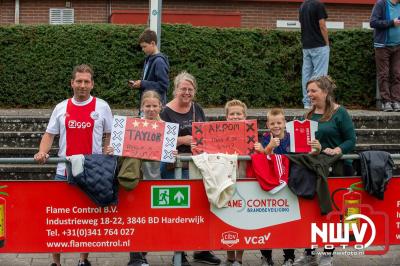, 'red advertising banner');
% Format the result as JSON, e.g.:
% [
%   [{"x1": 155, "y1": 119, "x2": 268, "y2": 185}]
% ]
[
  {"x1": 0, "y1": 178, "x2": 399, "y2": 253},
  {"x1": 192, "y1": 120, "x2": 258, "y2": 155},
  {"x1": 110, "y1": 116, "x2": 179, "y2": 162}
]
